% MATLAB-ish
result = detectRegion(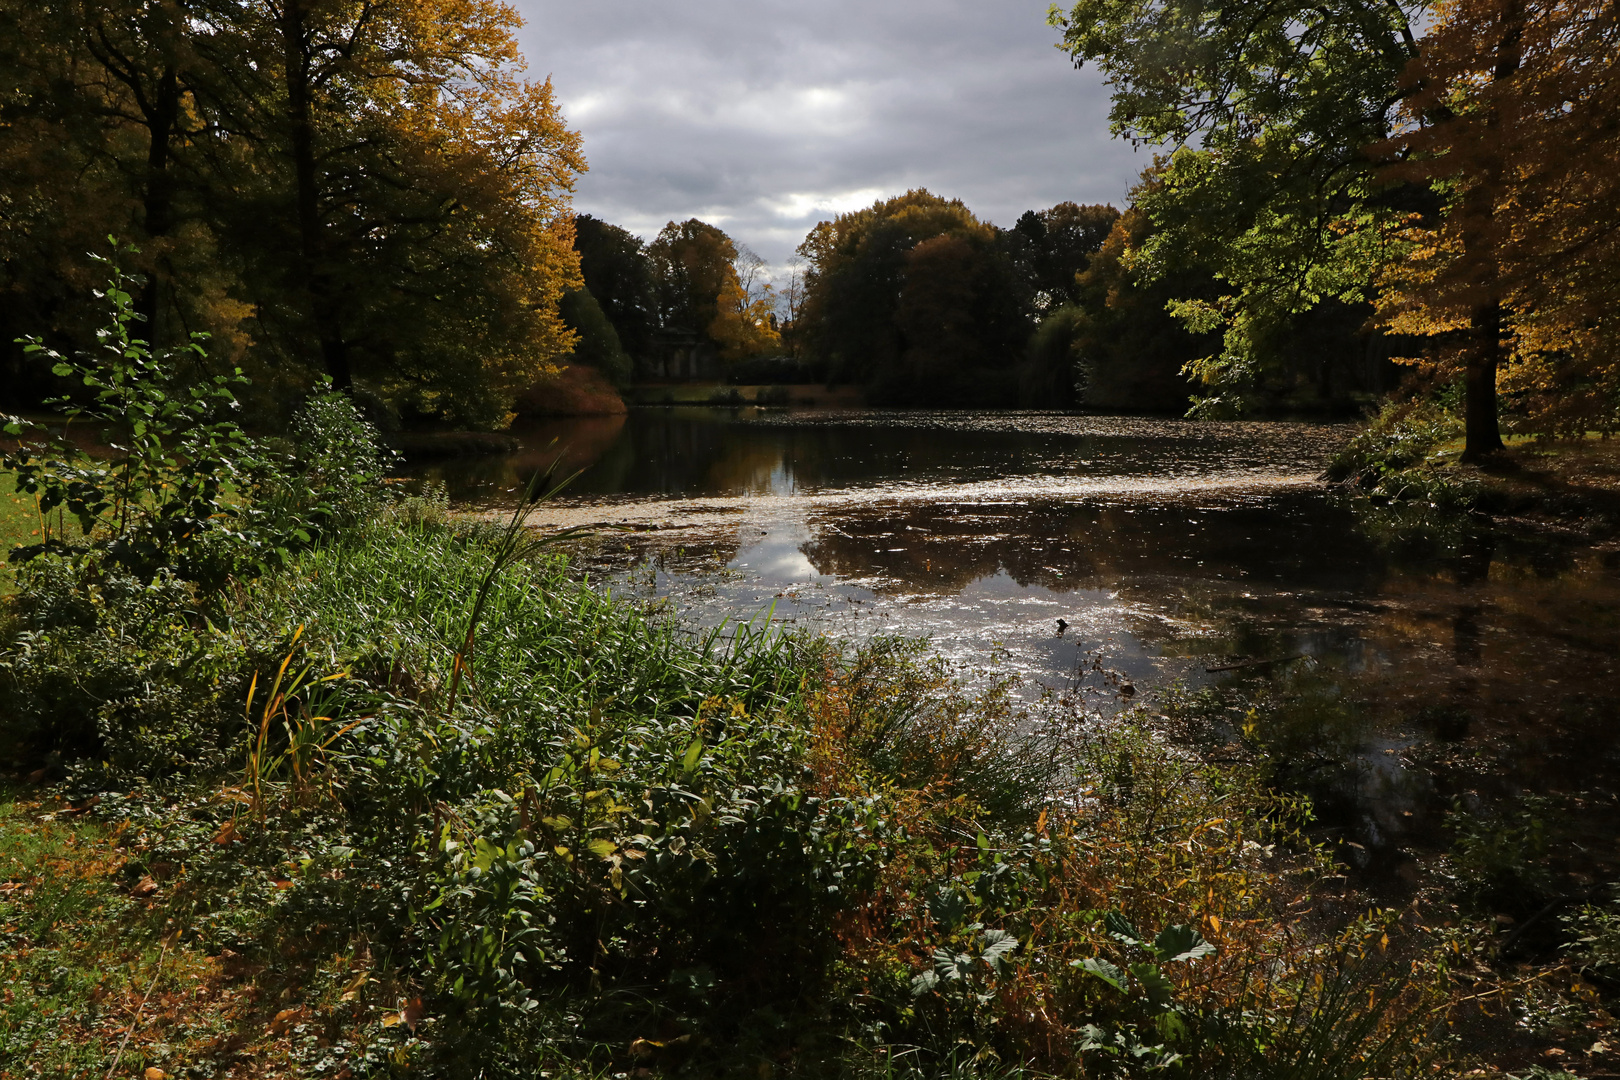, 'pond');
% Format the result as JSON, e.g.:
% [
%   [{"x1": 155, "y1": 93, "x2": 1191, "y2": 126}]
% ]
[{"x1": 407, "y1": 406, "x2": 1620, "y2": 884}]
